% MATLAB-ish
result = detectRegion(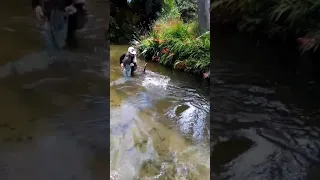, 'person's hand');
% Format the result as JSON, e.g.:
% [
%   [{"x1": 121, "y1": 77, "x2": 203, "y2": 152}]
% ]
[
  {"x1": 130, "y1": 63, "x2": 134, "y2": 67},
  {"x1": 34, "y1": 6, "x2": 44, "y2": 21},
  {"x1": 65, "y1": 5, "x2": 77, "y2": 15},
  {"x1": 120, "y1": 63, "x2": 124, "y2": 69}
]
